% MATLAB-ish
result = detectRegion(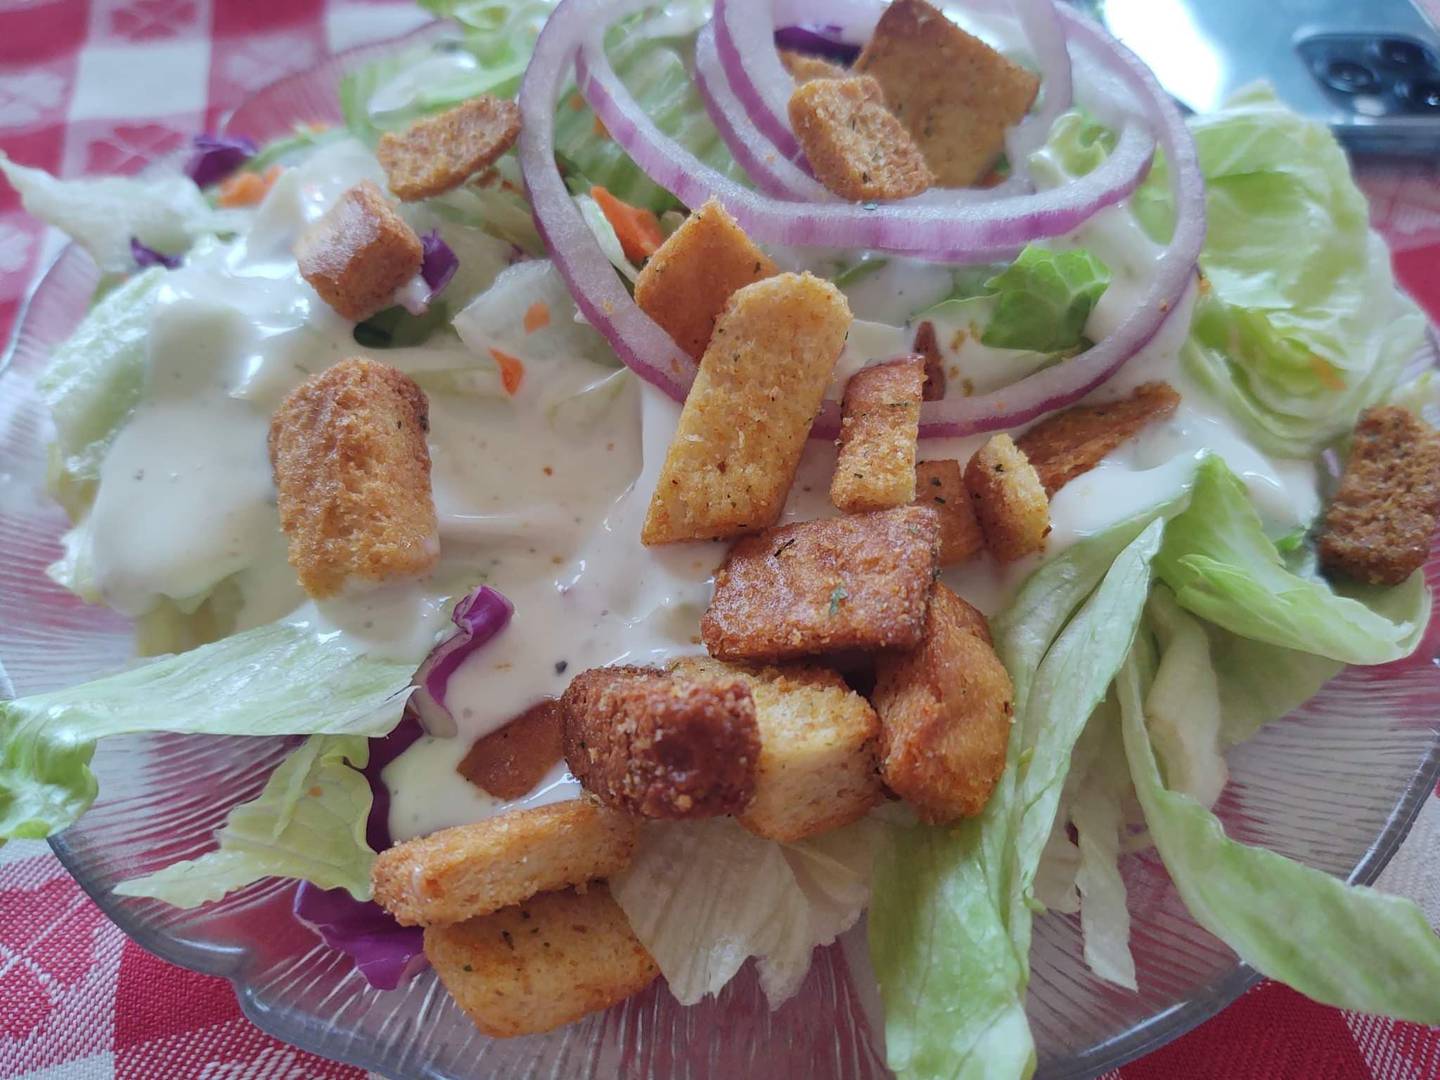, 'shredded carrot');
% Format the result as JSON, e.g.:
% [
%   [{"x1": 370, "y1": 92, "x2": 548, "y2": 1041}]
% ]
[
  {"x1": 1309, "y1": 354, "x2": 1347, "y2": 392},
  {"x1": 217, "y1": 164, "x2": 283, "y2": 208},
  {"x1": 590, "y1": 185, "x2": 664, "y2": 262},
  {"x1": 569, "y1": 93, "x2": 586, "y2": 111},
  {"x1": 523, "y1": 301, "x2": 551, "y2": 334},
  {"x1": 489, "y1": 348, "x2": 526, "y2": 395},
  {"x1": 593, "y1": 116, "x2": 610, "y2": 139}
]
